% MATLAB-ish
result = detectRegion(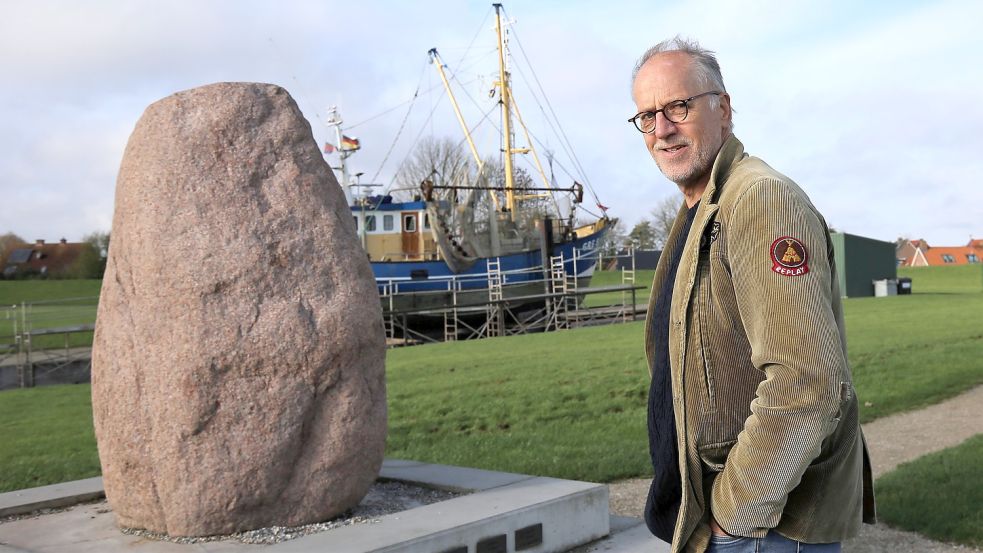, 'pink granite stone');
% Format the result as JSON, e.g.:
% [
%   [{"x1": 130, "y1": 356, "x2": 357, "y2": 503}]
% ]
[{"x1": 92, "y1": 82, "x2": 386, "y2": 537}]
